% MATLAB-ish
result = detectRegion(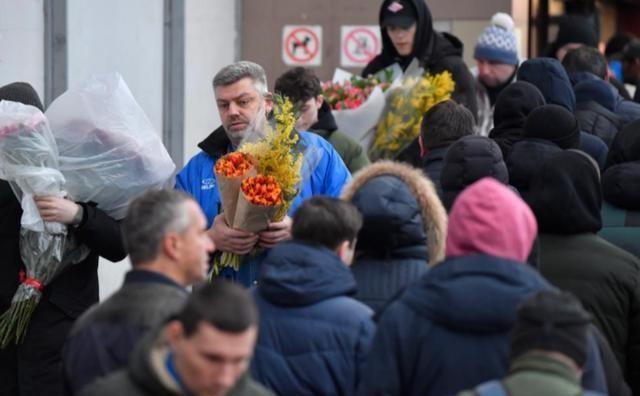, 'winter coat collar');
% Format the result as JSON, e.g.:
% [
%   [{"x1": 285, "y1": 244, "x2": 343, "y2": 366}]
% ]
[
  {"x1": 310, "y1": 101, "x2": 338, "y2": 137},
  {"x1": 402, "y1": 254, "x2": 550, "y2": 333},
  {"x1": 341, "y1": 161, "x2": 447, "y2": 264},
  {"x1": 124, "y1": 269, "x2": 186, "y2": 291},
  {"x1": 197, "y1": 126, "x2": 230, "y2": 158},
  {"x1": 258, "y1": 240, "x2": 357, "y2": 307}
]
